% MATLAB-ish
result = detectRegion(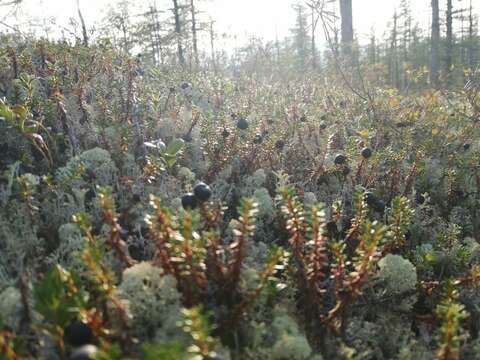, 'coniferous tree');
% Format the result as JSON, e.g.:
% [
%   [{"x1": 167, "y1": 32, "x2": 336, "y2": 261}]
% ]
[
  {"x1": 138, "y1": 2, "x2": 165, "y2": 65},
  {"x1": 291, "y1": 4, "x2": 311, "y2": 70},
  {"x1": 339, "y1": 0, "x2": 353, "y2": 58},
  {"x1": 208, "y1": 18, "x2": 217, "y2": 72},
  {"x1": 431, "y1": 0, "x2": 441, "y2": 87},
  {"x1": 445, "y1": 0, "x2": 454, "y2": 82},
  {"x1": 102, "y1": 0, "x2": 134, "y2": 55},
  {"x1": 305, "y1": 0, "x2": 321, "y2": 70},
  {"x1": 172, "y1": 0, "x2": 186, "y2": 66},
  {"x1": 189, "y1": 0, "x2": 200, "y2": 68},
  {"x1": 368, "y1": 28, "x2": 377, "y2": 65},
  {"x1": 467, "y1": 0, "x2": 478, "y2": 70},
  {"x1": 389, "y1": 10, "x2": 400, "y2": 88},
  {"x1": 399, "y1": 0, "x2": 412, "y2": 87}
]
